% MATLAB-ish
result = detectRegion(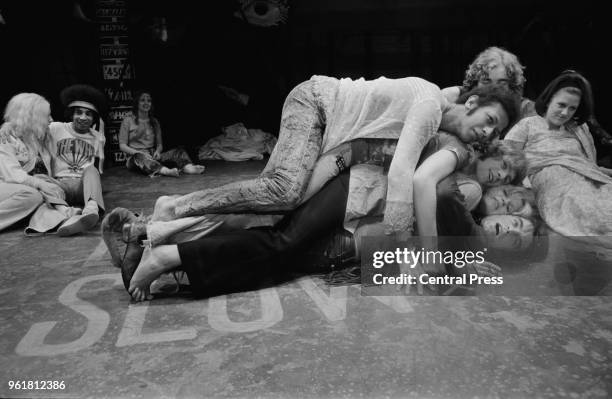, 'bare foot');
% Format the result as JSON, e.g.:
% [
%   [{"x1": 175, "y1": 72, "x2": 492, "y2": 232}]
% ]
[
  {"x1": 182, "y1": 164, "x2": 205, "y2": 174},
  {"x1": 128, "y1": 245, "x2": 180, "y2": 301},
  {"x1": 160, "y1": 166, "x2": 180, "y2": 177},
  {"x1": 152, "y1": 195, "x2": 179, "y2": 222}
]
